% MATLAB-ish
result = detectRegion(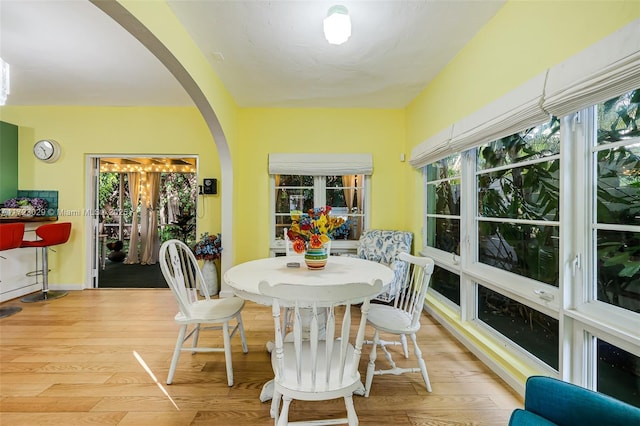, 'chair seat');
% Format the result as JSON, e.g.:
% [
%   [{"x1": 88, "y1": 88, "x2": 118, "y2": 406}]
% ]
[
  {"x1": 21, "y1": 222, "x2": 72, "y2": 248},
  {"x1": 273, "y1": 340, "x2": 362, "y2": 398},
  {"x1": 368, "y1": 304, "x2": 419, "y2": 334},
  {"x1": 0, "y1": 223, "x2": 25, "y2": 251},
  {"x1": 175, "y1": 297, "x2": 245, "y2": 324}
]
